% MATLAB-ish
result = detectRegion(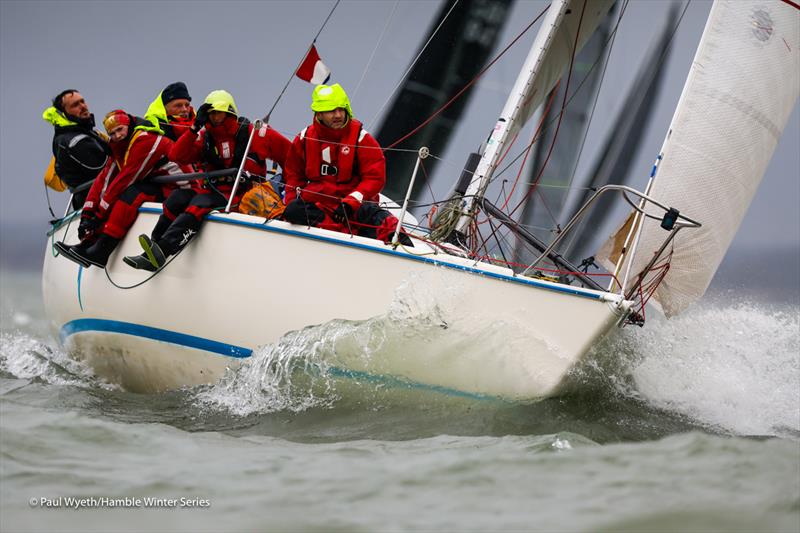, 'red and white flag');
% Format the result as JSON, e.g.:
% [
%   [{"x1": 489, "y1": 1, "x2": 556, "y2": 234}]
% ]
[{"x1": 295, "y1": 45, "x2": 331, "y2": 85}]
